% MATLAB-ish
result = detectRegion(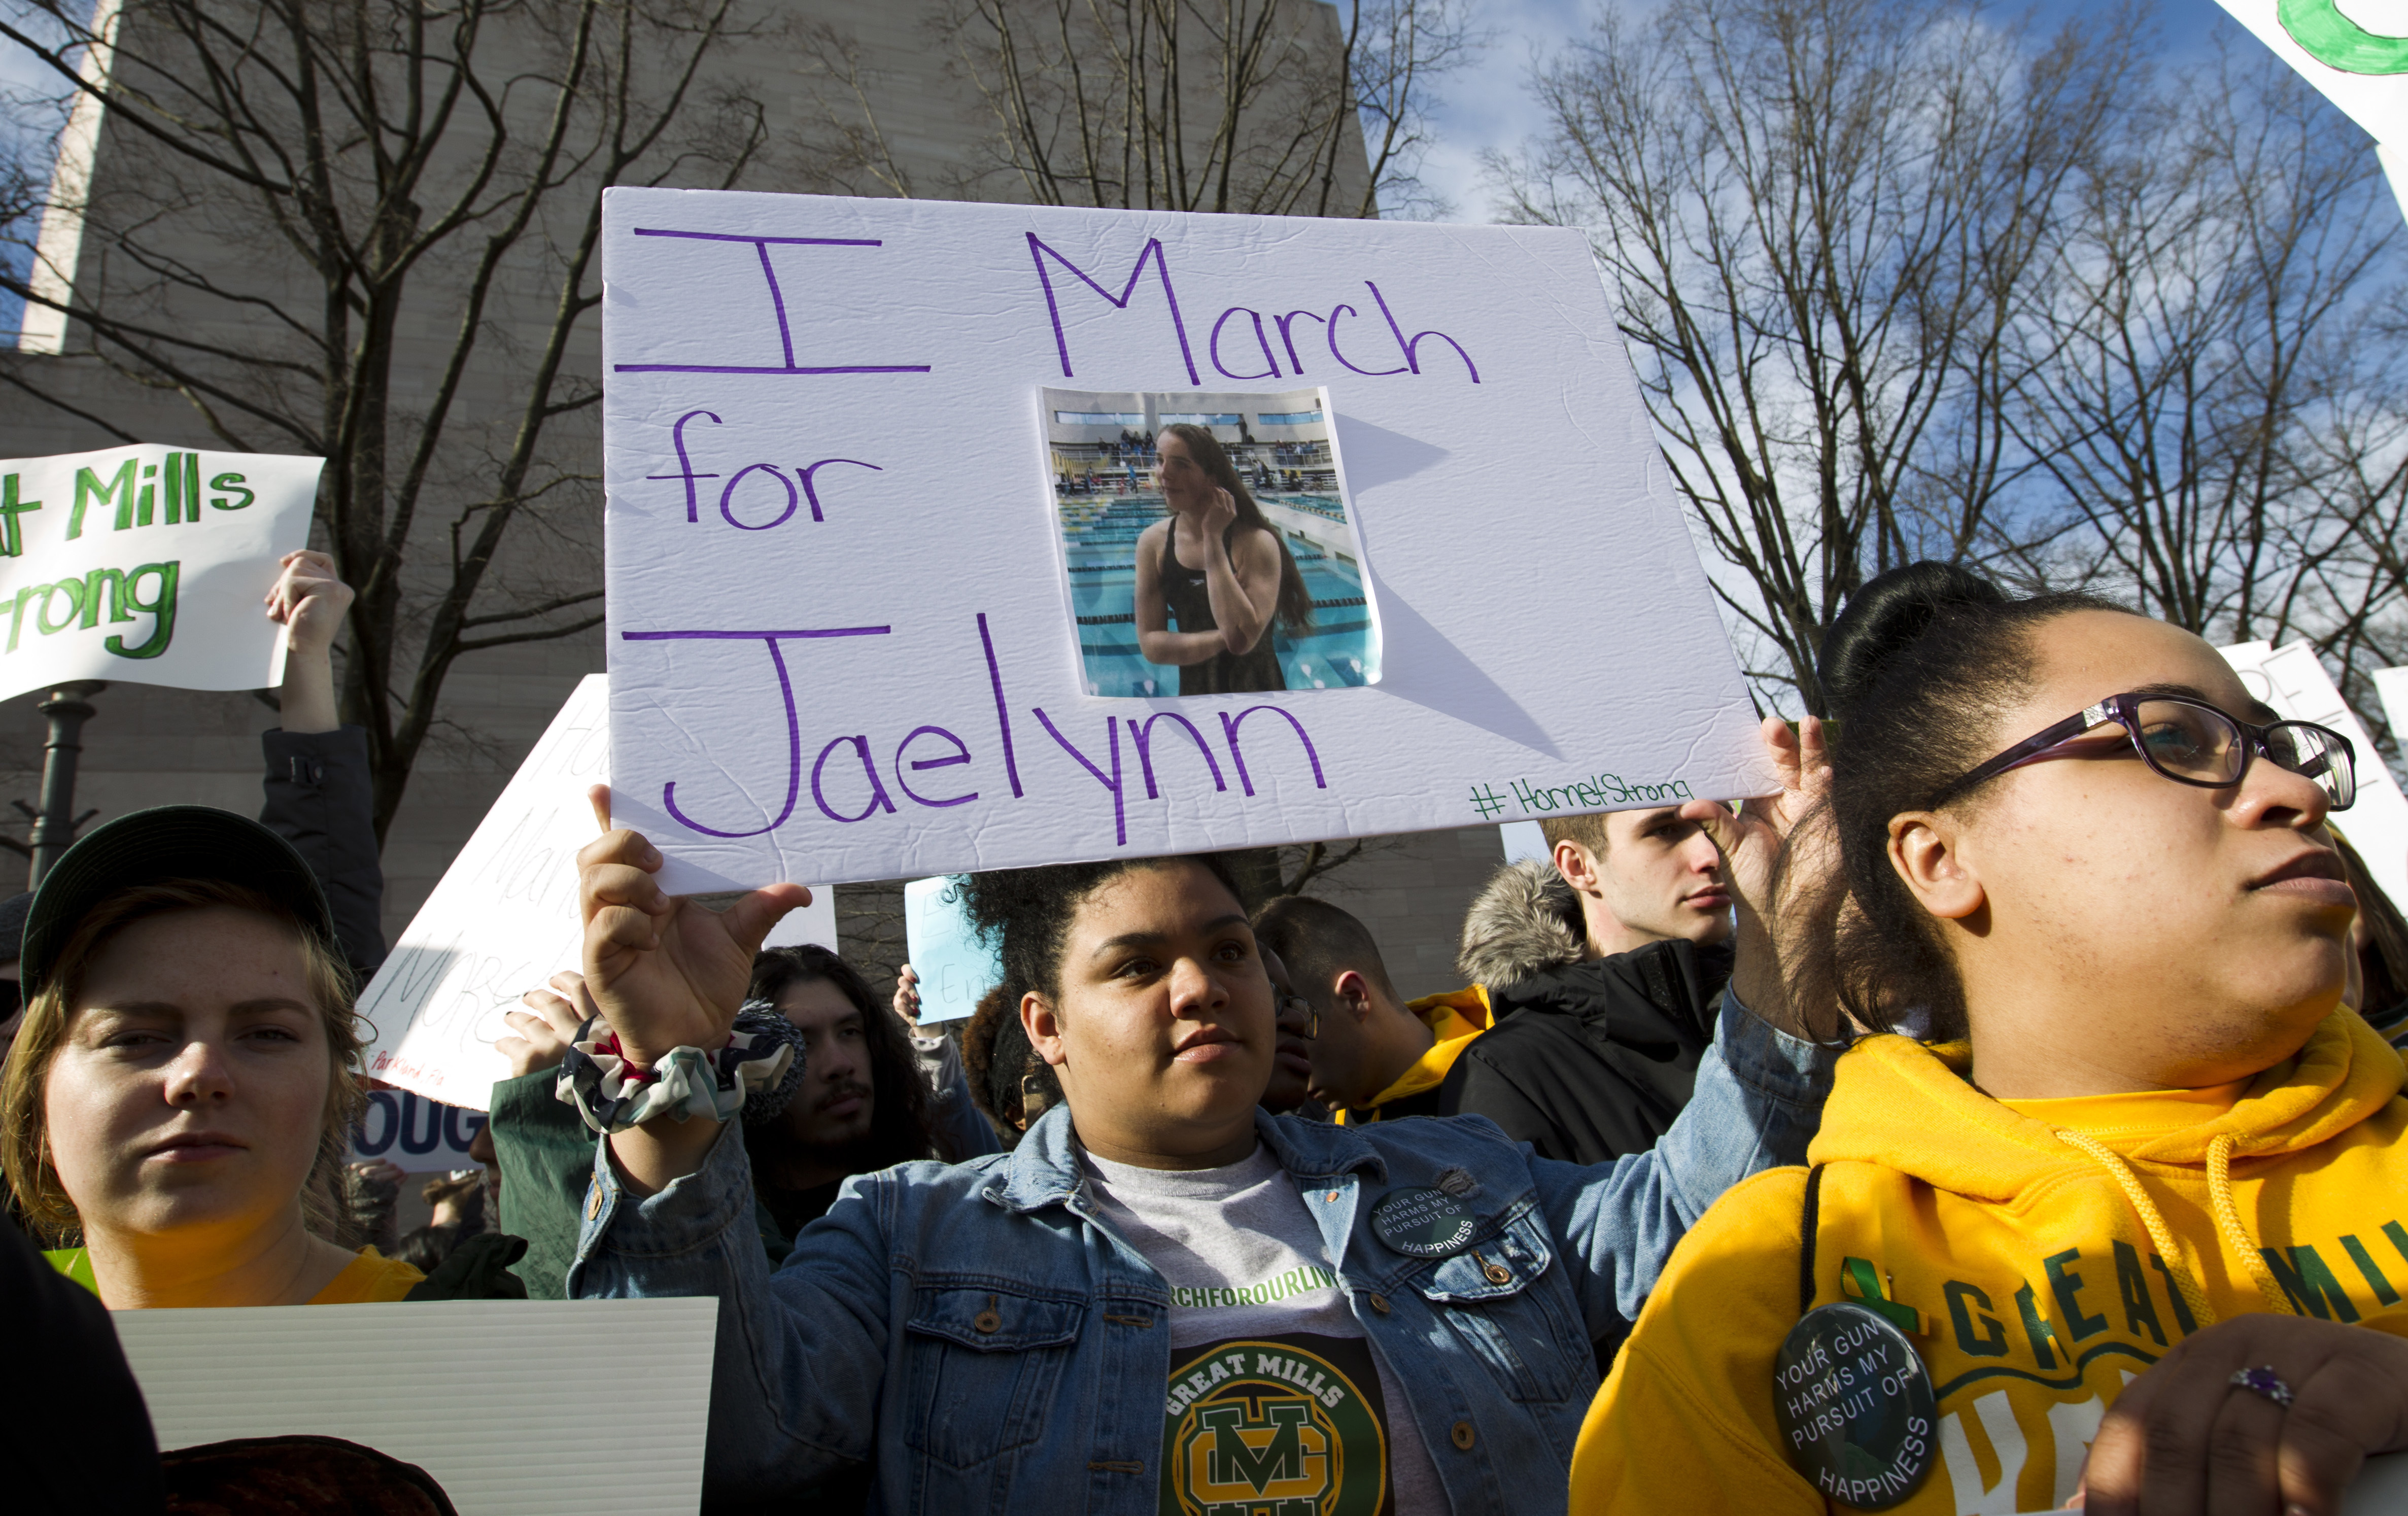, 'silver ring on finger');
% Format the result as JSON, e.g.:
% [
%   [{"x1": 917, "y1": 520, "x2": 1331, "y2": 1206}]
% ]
[{"x1": 2228, "y1": 1366, "x2": 2294, "y2": 1408}]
